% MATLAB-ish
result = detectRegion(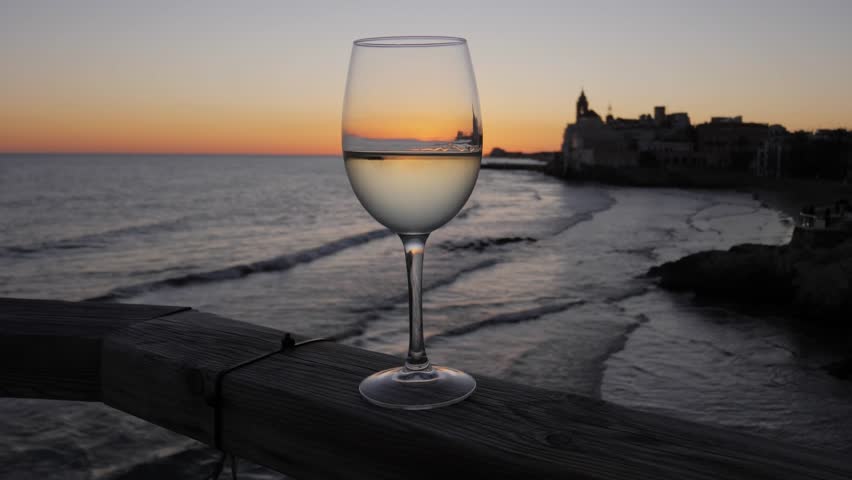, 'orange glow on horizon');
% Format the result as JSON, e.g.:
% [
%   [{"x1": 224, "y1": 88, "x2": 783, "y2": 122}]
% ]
[
  {"x1": 3, "y1": 106, "x2": 851, "y2": 156},
  {"x1": 2, "y1": 3, "x2": 851, "y2": 156},
  {"x1": 2, "y1": 92, "x2": 850, "y2": 156},
  {"x1": 0, "y1": 103, "x2": 344, "y2": 156}
]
